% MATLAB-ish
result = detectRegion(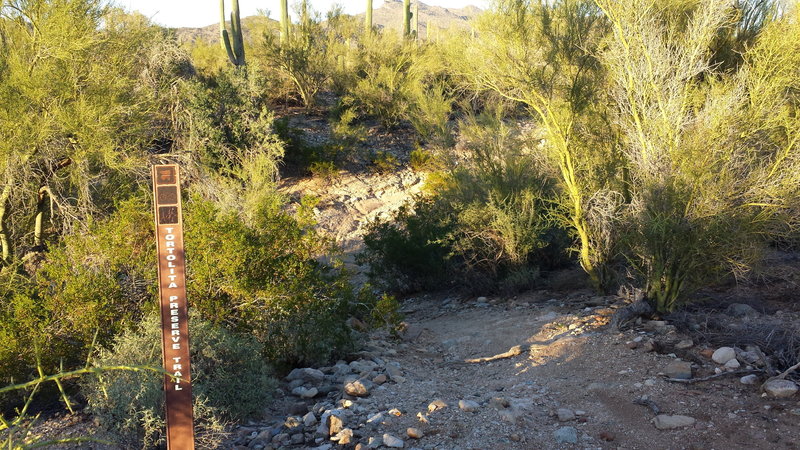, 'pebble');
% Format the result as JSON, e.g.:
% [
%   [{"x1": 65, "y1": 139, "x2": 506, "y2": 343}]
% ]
[
  {"x1": 724, "y1": 358, "x2": 741, "y2": 370},
  {"x1": 428, "y1": 399, "x2": 447, "y2": 412},
  {"x1": 383, "y1": 433, "x2": 405, "y2": 448},
  {"x1": 740, "y1": 374, "x2": 759, "y2": 385},
  {"x1": 332, "y1": 428, "x2": 353, "y2": 445},
  {"x1": 303, "y1": 412, "x2": 317, "y2": 427},
  {"x1": 287, "y1": 367, "x2": 325, "y2": 383},
  {"x1": 329, "y1": 415, "x2": 344, "y2": 435},
  {"x1": 373, "y1": 374, "x2": 388, "y2": 384},
  {"x1": 653, "y1": 414, "x2": 696, "y2": 429},
  {"x1": 726, "y1": 303, "x2": 759, "y2": 317},
  {"x1": 763, "y1": 379, "x2": 798, "y2": 398},
  {"x1": 675, "y1": 339, "x2": 693, "y2": 349},
  {"x1": 712, "y1": 347, "x2": 736, "y2": 364},
  {"x1": 664, "y1": 360, "x2": 693, "y2": 380},
  {"x1": 407, "y1": 427, "x2": 423, "y2": 439},
  {"x1": 557, "y1": 408, "x2": 575, "y2": 421},
  {"x1": 458, "y1": 399, "x2": 479, "y2": 412},
  {"x1": 344, "y1": 380, "x2": 371, "y2": 397},
  {"x1": 553, "y1": 426, "x2": 578, "y2": 444}
]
